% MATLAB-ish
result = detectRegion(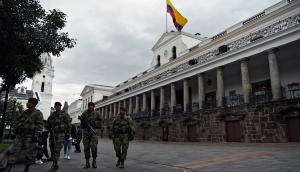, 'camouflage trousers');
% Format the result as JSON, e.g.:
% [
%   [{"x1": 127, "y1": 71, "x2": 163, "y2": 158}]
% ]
[
  {"x1": 49, "y1": 134, "x2": 65, "y2": 162},
  {"x1": 113, "y1": 134, "x2": 129, "y2": 161},
  {"x1": 83, "y1": 133, "x2": 98, "y2": 160},
  {"x1": 8, "y1": 137, "x2": 38, "y2": 165}
]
